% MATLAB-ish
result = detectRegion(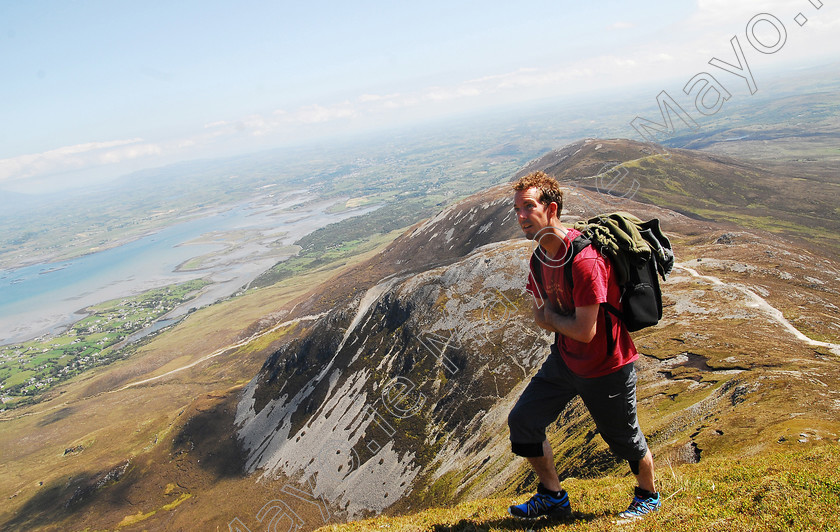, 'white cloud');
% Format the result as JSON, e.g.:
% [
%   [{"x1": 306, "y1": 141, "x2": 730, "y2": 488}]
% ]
[
  {"x1": 659, "y1": 0, "x2": 840, "y2": 81},
  {"x1": 358, "y1": 93, "x2": 401, "y2": 103},
  {"x1": 422, "y1": 85, "x2": 482, "y2": 102},
  {"x1": 359, "y1": 66, "x2": 595, "y2": 112},
  {"x1": 1, "y1": 55, "x2": 695, "y2": 187},
  {"x1": 691, "y1": 0, "x2": 793, "y2": 26},
  {"x1": 194, "y1": 102, "x2": 362, "y2": 141},
  {"x1": 0, "y1": 139, "x2": 152, "y2": 183},
  {"x1": 204, "y1": 120, "x2": 229, "y2": 129},
  {"x1": 687, "y1": 0, "x2": 840, "y2": 46},
  {"x1": 291, "y1": 102, "x2": 359, "y2": 124},
  {"x1": 173, "y1": 2, "x2": 835, "y2": 166},
  {"x1": 97, "y1": 143, "x2": 162, "y2": 164}
]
